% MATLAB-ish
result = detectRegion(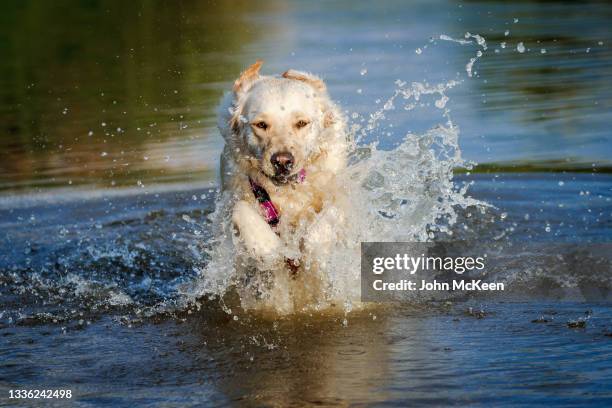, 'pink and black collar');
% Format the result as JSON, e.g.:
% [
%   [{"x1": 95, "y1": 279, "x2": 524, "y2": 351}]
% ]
[{"x1": 249, "y1": 168, "x2": 306, "y2": 227}]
